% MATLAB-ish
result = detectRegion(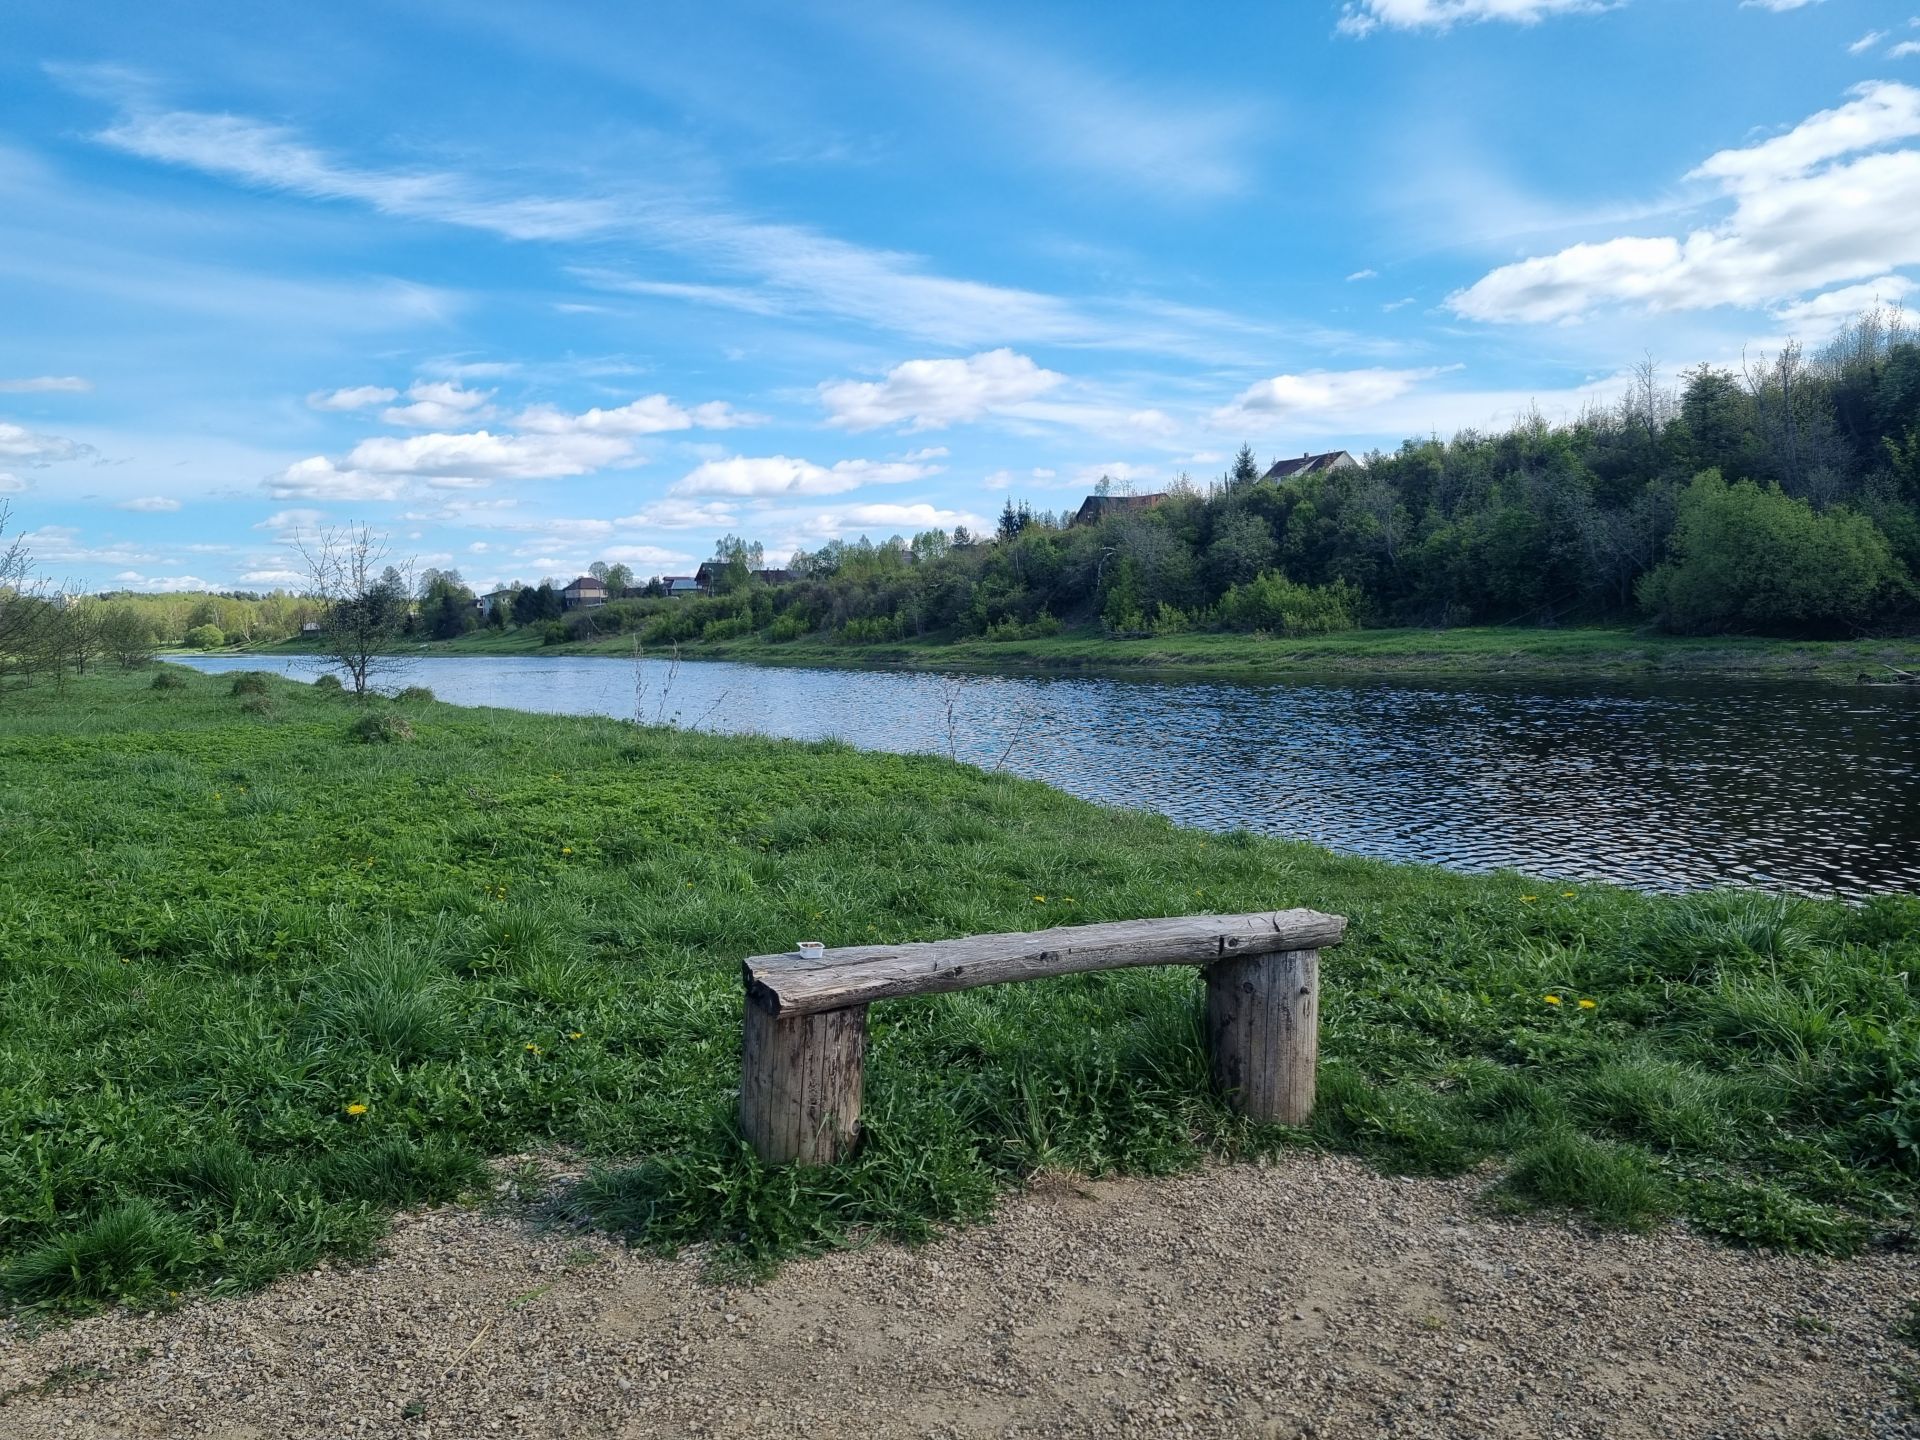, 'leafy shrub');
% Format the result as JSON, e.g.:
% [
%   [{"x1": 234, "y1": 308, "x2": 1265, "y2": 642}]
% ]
[
  {"x1": 1216, "y1": 570, "x2": 1361, "y2": 636},
  {"x1": 841, "y1": 613, "x2": 906, "y2": 643},
  {"x1": 1683, "y1": 1178, "x2": 1865, "y2": 1255},
  {"x1": 348, "y1": 712, "x2": 415, "y2": 744},
  {"x1": 227, "y1": 671, "x2": 271, "y2": 696},
  {"x1": 183, "y1": 623, "x2": 225, "y2": 650},
  {"x1": 238, "y1": 695, "x2": 273, "y2": 717},
  {"x1": 395, "y1": 686, "x2": 435, "y2": 704},
  {"x1": 312, "y1": 673, "x2": 344, "y2": 693},
  {"x1": 1639, "y1": 470, "x2": 1904, "y2": 635},
  {"x1": 150, "y1": 669, "x2": 188, "y2": 691},
  {"x1": 984, "y1": 611, "x2": 1063, "y2": 642},
  {"x1": 766, "y1": 613, "x2": 811, "y2": 643},
  {"x1": 702, "y1": 616, "x2": 753, "y2": 642}
]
